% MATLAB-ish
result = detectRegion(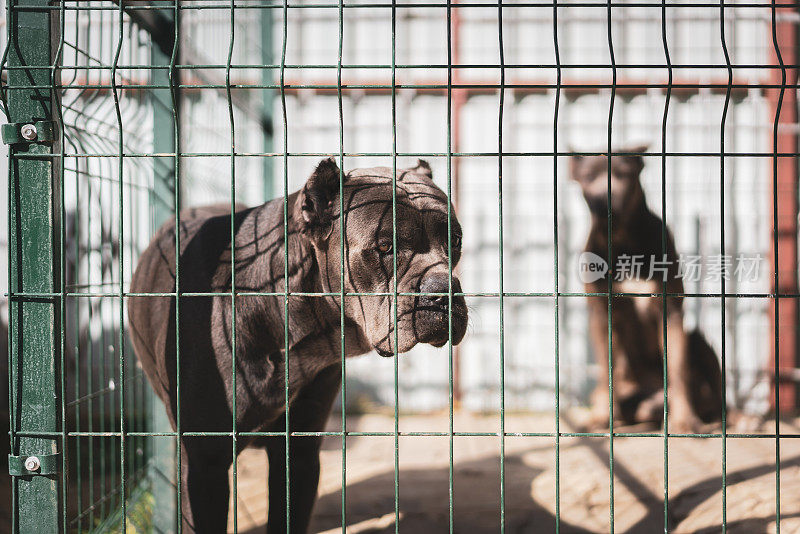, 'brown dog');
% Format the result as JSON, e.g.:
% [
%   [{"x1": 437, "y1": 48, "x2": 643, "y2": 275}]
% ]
[
  {"x1": 570, "y1": 148, "x2": 724, "y2": 432},
  {"x1": 128, "y1": 158, "x2": 467, "y2": 532}
]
